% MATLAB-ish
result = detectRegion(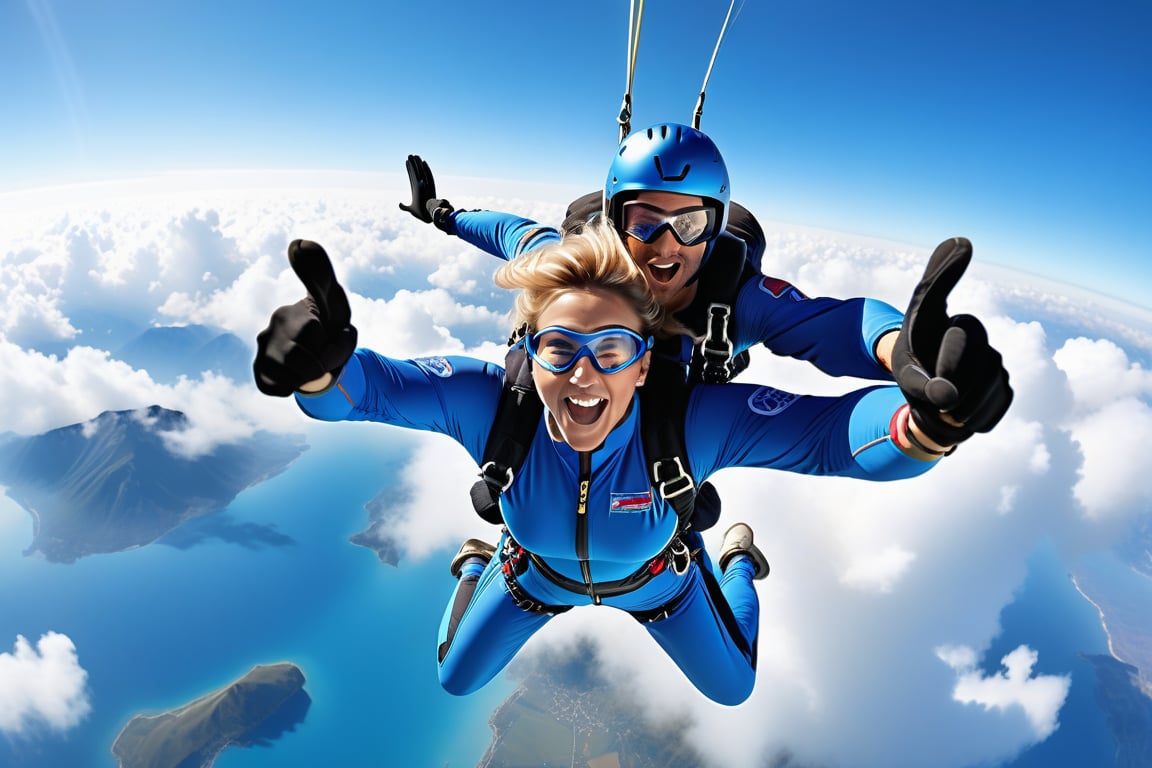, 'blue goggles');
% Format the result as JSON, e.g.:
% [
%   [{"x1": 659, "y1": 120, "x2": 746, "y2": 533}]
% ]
[
  {"x1": 526, "y1": 326, "x2": 653, "y2": 375},
  {"x1": 621, "y1": 200, "x2": 719, "y2": 247}
]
